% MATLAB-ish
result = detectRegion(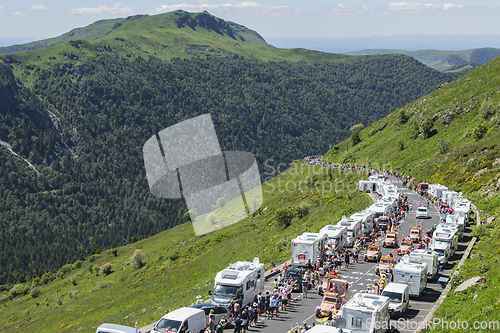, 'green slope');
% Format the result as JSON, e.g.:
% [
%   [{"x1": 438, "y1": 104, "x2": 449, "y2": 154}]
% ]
[
  {"x1": 0, "y1": 163, "x2": 372, "y2": 332},
  {"x1": 345, "y1": 48, "x2": 500, "y2": 75},
  {"x1": 323, "y1": 56, "x2": 500, "y2": 332}
]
